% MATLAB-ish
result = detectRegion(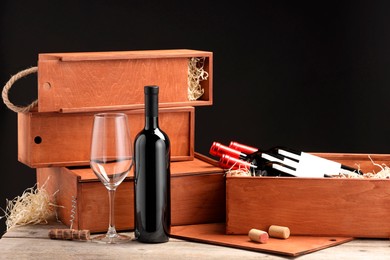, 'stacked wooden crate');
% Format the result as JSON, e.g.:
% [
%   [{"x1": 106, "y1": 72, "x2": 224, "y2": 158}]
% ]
[
  {"x1": 16, "y1": 49, "x2": 390, "y2": 244},
  {"x1": 17, "y1": 49, "x2": 226, "y2": 233},
  {"x1": 225, "y1": 153, "x2": 390, "y2": 238}
]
